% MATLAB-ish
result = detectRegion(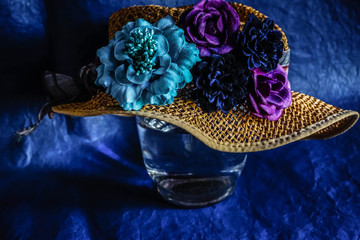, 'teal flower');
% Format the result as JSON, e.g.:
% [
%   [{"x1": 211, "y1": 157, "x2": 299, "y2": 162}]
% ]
[{"x1": 95, "y1": 16, "x2": 201, "y2": 110}]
